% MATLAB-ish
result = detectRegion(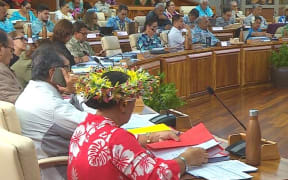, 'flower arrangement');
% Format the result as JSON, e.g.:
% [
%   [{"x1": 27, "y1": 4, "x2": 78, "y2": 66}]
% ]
[{"x1": 76, "y1": 67, "x2": 159, "y2": 103}]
